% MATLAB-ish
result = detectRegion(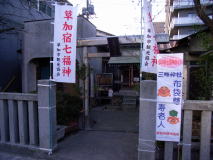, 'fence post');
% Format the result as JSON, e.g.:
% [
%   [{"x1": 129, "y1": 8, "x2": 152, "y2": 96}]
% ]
[
  {"x1": 37, "y1": 80, "x2": 57, "y2": 152},
  {"x1": 83, "y1": 47, "x2": 90, "y2": 129},
  {"x1": 0, "y1": 100, "x2": 9, "y2": 142},
  {"x1": 138, "y1": 80, "x2": 156, "y2": 160}
]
